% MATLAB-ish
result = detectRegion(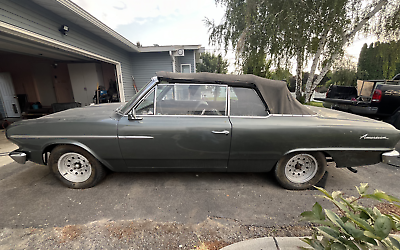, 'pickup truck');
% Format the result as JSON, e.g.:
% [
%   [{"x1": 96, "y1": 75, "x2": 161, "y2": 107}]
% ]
[{"x1": 315, "y1": 74, "x2": 400, "y2": 129}]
